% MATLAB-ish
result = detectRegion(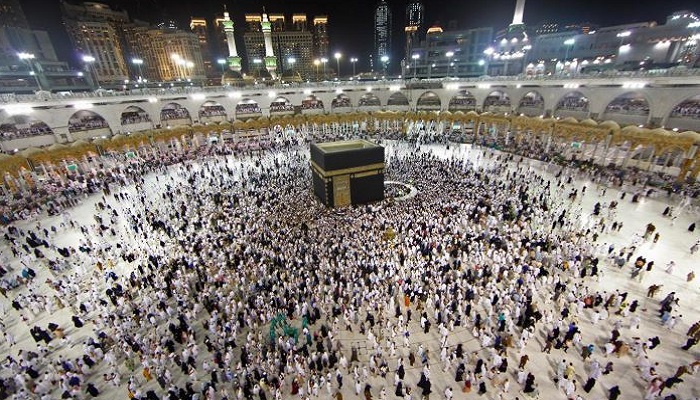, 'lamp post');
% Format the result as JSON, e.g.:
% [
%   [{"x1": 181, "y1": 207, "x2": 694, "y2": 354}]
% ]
[
  {"x1": 334, "y1": 52, "x2": 342, "y2": 79},
  {"x1": 563, "y1": 39, "x2": 575, "y2": 71},
  {"x1": 171, "y1": 54, "x2": 183, "y2": 81},
  {"x1": 82, "y1": 55, "x2": 97, "y2": 89},
  {"x1": 350, "y1": 57, "x2": 358, "y2": 78},
  {"x1": 132, "y1": 58, "x2": 144, "y2": 85},
  {"x1": 445, "y1": 51, "x2": 454, "y2": 77},
  {"x1": 217, "y1": 58, "x2": 227, "y2": 73},
  {"x1": 321, "y1": 57, "x2": 328, "y2": 79},
  {"x1": 18, "y1": 52, "x2": 42, "y2": 91},
  {"x1": 380, "y1": 55, "x2": 389, "y2": 77},
  {"x1": 313, "y1": 59, "x2": 320, "y2": 80},
  {"x1": 185, "y1": 61, "x2": 194, "y2": 83},
  {"x1": 616, "y1": 31, "x2": 631, "y2": 64},
  {"x1": 411, "y1": 54, "x2": 419, "y2": 79}
]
